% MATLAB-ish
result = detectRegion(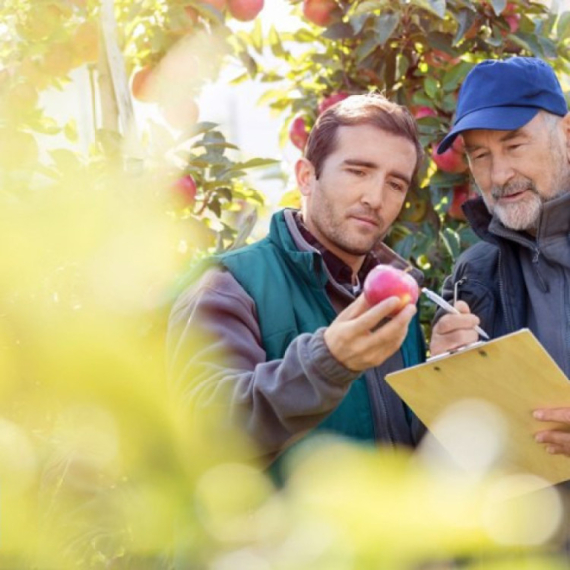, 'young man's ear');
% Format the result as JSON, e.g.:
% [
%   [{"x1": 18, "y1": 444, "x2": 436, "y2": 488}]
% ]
[{"x1": 295, "y1": 158, "x2": 316, "y2": 197}]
